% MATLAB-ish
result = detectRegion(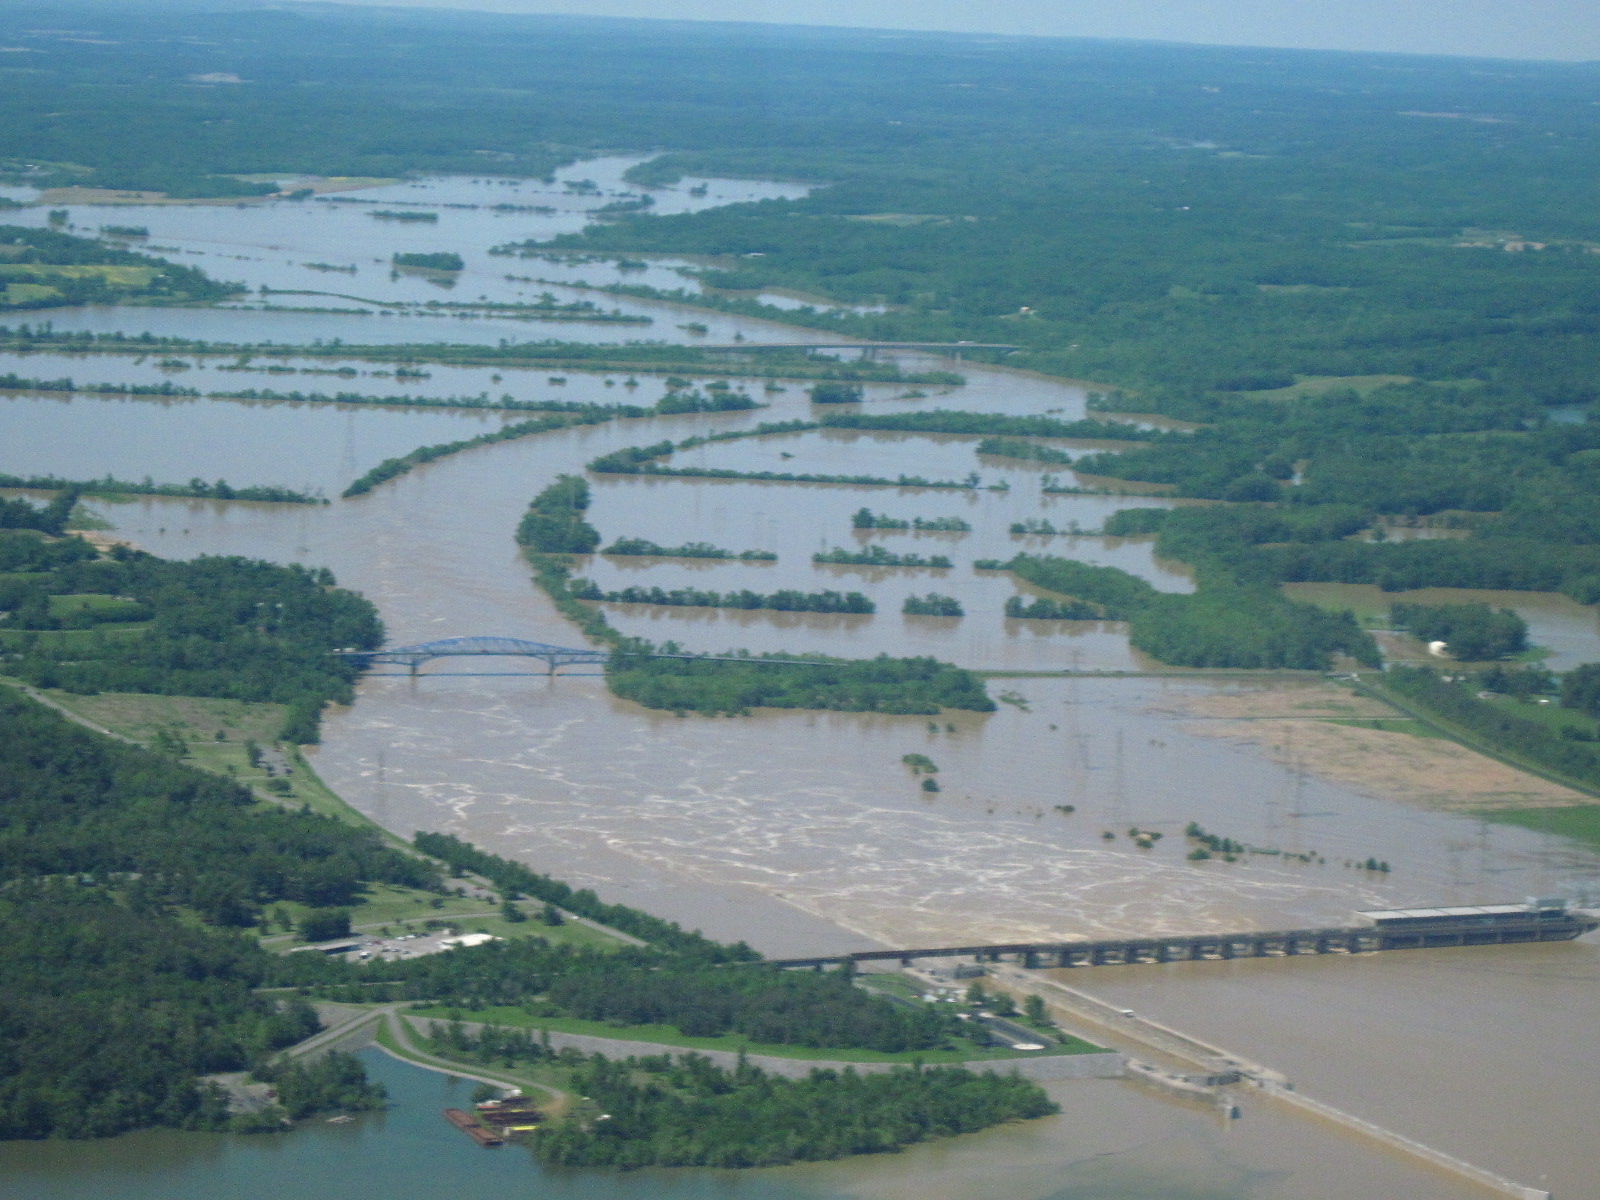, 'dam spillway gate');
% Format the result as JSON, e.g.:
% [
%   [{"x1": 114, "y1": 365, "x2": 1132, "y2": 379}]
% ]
[{"x1": 767, "y1": 901, "x2": 1599, "y2": 972}]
